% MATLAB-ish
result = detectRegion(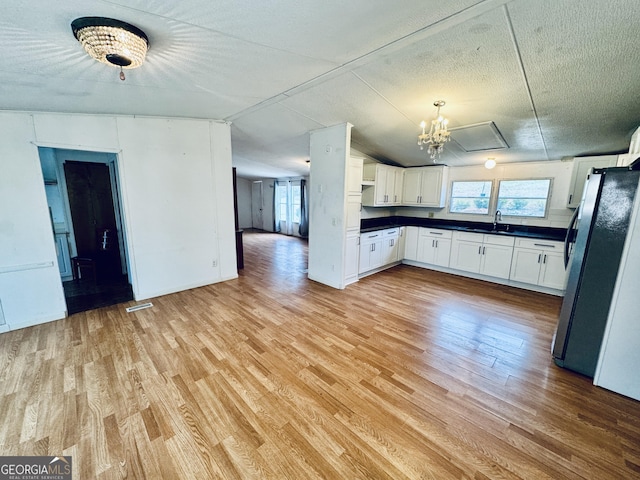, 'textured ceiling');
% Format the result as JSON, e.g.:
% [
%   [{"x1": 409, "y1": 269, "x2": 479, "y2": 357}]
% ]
[{"x1": 1, "y1": 0, "x2": 639, "y2": 179}]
